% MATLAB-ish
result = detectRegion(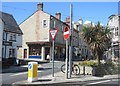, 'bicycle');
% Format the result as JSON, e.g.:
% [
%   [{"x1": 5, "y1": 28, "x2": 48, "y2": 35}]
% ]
[{"x1": 61, "y1": 63, "x2": 80, "y2": 75}]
